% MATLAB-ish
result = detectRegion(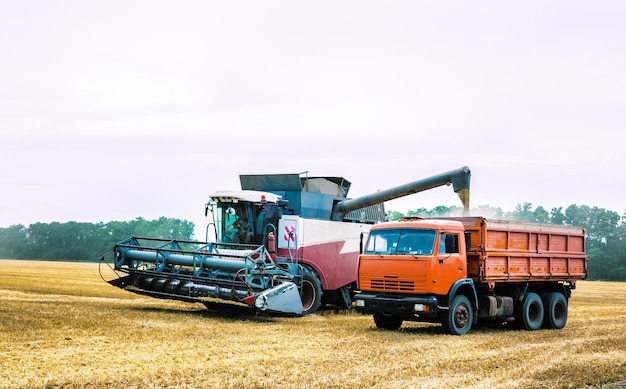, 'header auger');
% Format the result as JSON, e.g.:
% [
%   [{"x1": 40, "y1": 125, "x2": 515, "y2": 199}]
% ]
[{"x1": 103, "y1": 237, "x2": 304, "y2": 314}]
